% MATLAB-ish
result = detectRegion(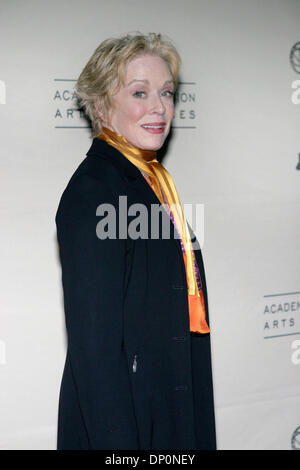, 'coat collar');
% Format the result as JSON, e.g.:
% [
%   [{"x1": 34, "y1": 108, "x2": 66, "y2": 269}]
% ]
[
  {"x1": 86, "y1": 137, "x2": 142, "y2": 181},
  {"x1": 86, "y1": 136, "x2": 165, "y2": 212}
]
